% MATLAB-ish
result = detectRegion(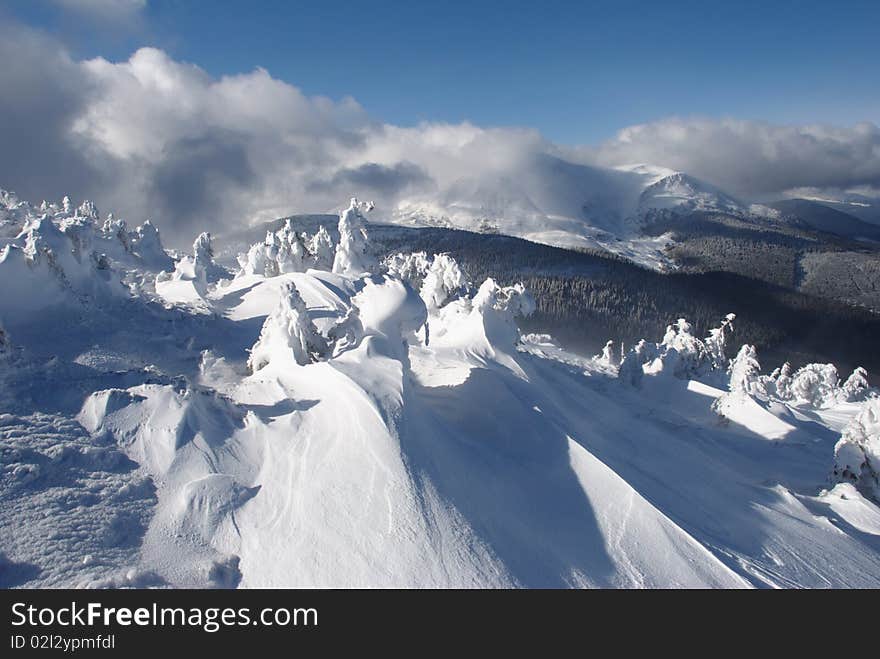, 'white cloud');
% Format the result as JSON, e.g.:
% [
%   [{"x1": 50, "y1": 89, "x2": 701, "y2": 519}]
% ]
[
  {"x1": 1, "y1": 22, "x2": 879, "y2": 246},
  {"x1": 581, "y1": 117, "x2": 880, "y2": 200}
]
